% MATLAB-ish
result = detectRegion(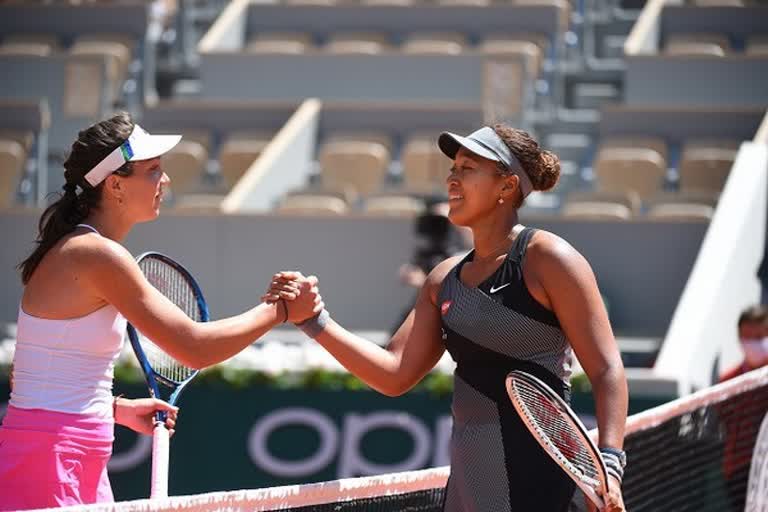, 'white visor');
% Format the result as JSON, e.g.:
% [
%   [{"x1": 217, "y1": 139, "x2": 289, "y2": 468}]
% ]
[{"x1": 83, "y1": 124, "x2": 182, "y2": 187}]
